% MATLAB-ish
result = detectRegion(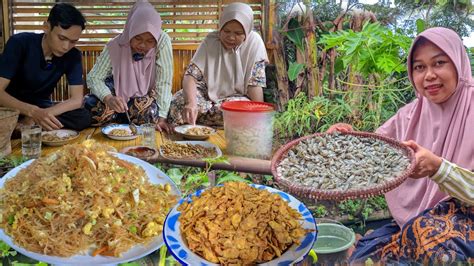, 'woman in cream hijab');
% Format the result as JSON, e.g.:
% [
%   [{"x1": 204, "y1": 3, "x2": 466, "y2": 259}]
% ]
[{"x1": 168, "y1": 2, "x2": 268, "y2": 126}]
